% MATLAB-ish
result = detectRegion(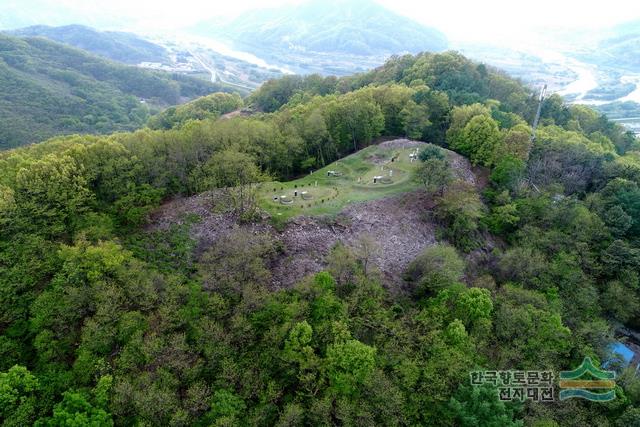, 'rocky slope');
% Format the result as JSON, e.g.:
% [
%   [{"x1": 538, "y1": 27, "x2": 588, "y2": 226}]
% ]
[{"x1": 150, "y1": 140, "x2": 481, "y2": 290}]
